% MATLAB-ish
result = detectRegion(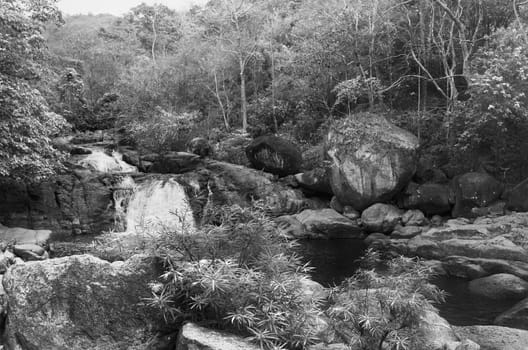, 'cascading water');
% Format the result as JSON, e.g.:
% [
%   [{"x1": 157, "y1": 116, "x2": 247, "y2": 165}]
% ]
[
  {"x1": 124, "y1": 178, "x2": 195, "y2": 235},
  {"x1": 112, "y1": 176, "x2": 136, "y2": 232},
  {"x1": 78, "y1": 149, "x2": 137, "y2": 173}
]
